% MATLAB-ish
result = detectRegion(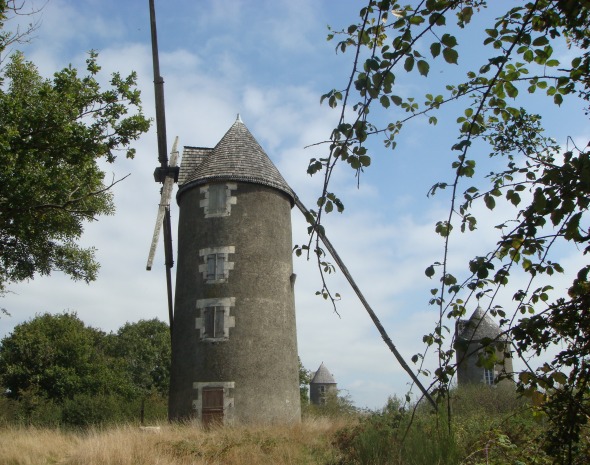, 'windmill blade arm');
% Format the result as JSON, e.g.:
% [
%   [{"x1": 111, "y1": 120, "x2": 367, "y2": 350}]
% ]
[
  {"x1": 146, "y1": 137, "x2": 179, "y2": 271},
  {"x1": 146, "y1": 204, "x2": 166, "y2": 271}
]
